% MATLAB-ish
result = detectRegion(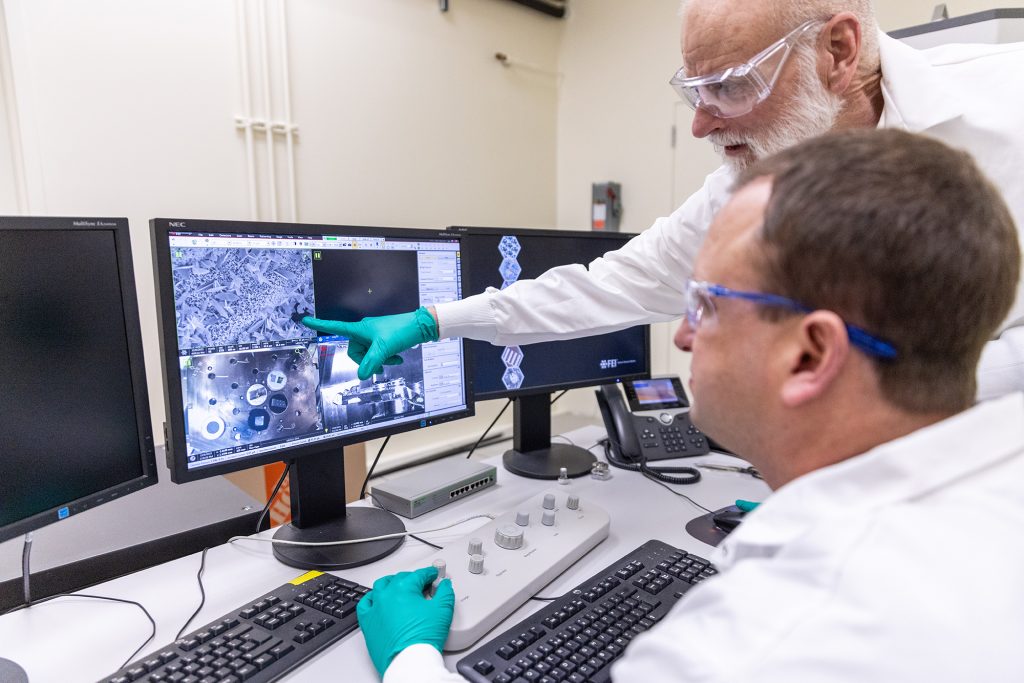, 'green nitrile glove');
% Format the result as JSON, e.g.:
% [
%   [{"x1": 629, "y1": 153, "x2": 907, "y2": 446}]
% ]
[
  {"x1": 356, "y1": 566, "x2": 455, "y2": 676},
  {"x1": 300, "y1": 306, "x2": 439, "y2": 381},
  {"x1": 735, "y1": 499, "x2": 761, "y2": 512}
]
